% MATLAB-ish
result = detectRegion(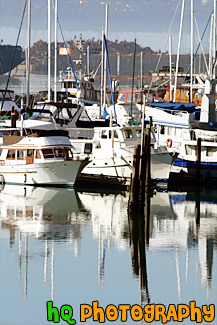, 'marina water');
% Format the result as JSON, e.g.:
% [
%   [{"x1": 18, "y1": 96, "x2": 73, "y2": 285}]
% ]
[{"x1": 0, "y1": 185, "x2": 216, "y2": 324}]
